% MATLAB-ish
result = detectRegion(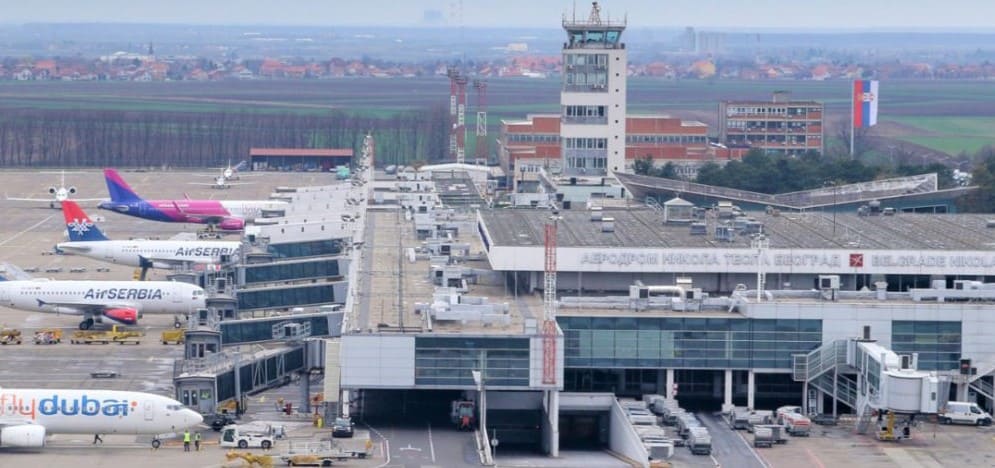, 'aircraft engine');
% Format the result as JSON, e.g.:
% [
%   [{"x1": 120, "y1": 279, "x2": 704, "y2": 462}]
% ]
[
  {"x1": 68, "y1": 186, "x2": 77, "y2": 194},
  {"x1": 0, "y1": 424, "x2": 46, "y2": 447},
  {"x1": 104, "y1": 308, "x2": 139, "y2": 325},
  {"x1": 48, "y1": 186, "x2": 57, "y2": 194},
  {"x1": 219, "y1": 218, "x2": 245, "y2": 231}
]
